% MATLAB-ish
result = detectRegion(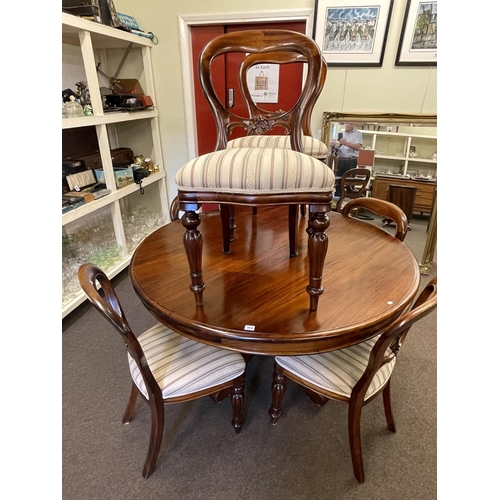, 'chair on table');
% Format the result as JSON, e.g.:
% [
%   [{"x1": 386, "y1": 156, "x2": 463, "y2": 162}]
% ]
[
  {"x1": 268, "y1": 277, "x2": 437, "y2": 483},
  {"x1": 331, "y1": 168, "x2": 371, "y2": 213},
  {"x1": 78, "y1": 263, "x2": 246, "y2": 479},
  {"x1": 342, "y1": 197, "x2": 408, "y2": 242},
  {"x1": 175, "y1": 30, "x2": 334, "y2": 312}
]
